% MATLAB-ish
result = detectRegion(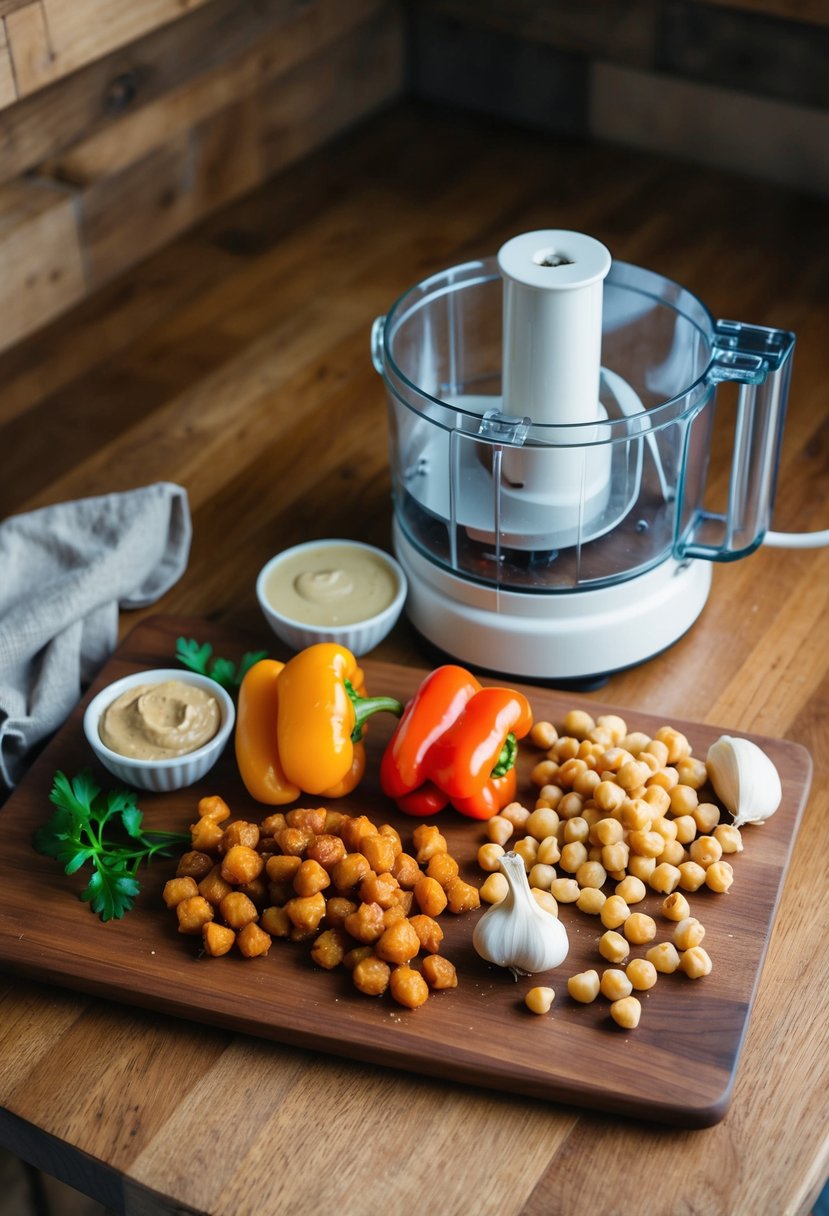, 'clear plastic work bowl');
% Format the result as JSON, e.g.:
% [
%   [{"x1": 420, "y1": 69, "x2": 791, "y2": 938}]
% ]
[{"x1": 372, "y1": 258, "x2": 794, "y2": 594}]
